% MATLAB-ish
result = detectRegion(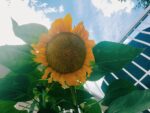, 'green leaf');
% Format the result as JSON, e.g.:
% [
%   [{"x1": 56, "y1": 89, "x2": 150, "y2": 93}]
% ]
[
  {"x1": 83, "y1": 99, "x2": 102, "y2": 113},
  {"x1": 0, "y1": 45, "x2": 37, "y2": 73},
  {"x1": 89, "y1": 63, "x2": 107, "y2": 81},
  {"x1": 107, "y1": 90, "x2": 150, "y2": 113},
  {"x1": 0, "y1": 70, "x2": 40, "y2": 102},
  {"x1": 75, "y1": 84, "x2": 85, "y2": 90},
  {"x1": 76, "y1": 88, "x2": 93, "y2": 104},
  {"x1": 48, "y1": 83, "x2": 93, "y2": 109},
  {"x1": 0, "y1": 100, "x2": 27, "y2": 113},
  {"x1": 38, "y1": 107, "x2": 59, "y2": 113},
  {"x1": 91, "y1": 41, "x2": 142, "y2": 80},
  {"x1": 102, "y1": 79, "x2": 137, "y2": 106},
  {"x1": 12, "y1": 19, "x2": 48, "y2": 44},
  {"x1": 46, "y1": 82, "x2": 73, "y2": 109}
]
